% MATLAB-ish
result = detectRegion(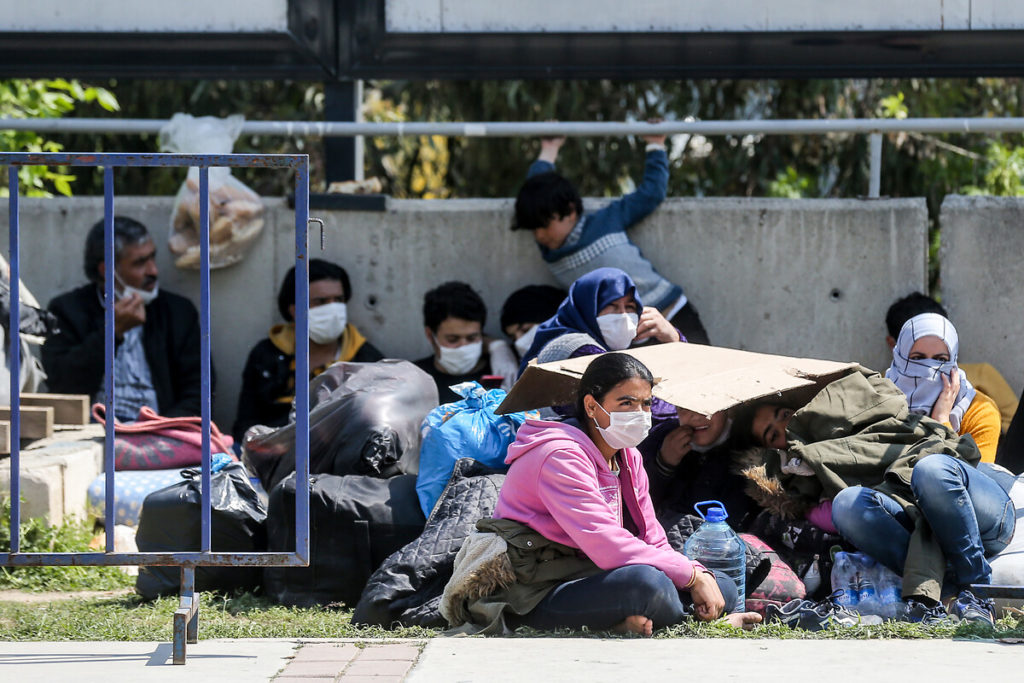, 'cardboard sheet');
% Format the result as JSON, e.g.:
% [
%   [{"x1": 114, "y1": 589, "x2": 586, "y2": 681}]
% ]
[{"x1": 496, "y1": 342, "x2": 859, "y2": 416}]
